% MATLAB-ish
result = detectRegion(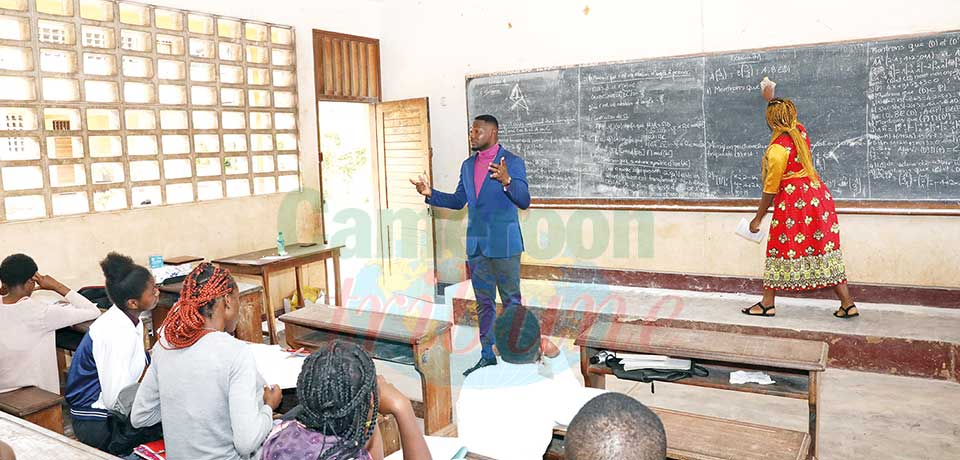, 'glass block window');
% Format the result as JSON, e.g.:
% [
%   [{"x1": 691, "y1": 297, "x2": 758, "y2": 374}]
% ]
[{"x1": 0, "y1": 1, "x2": 299, "y2": 221}]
